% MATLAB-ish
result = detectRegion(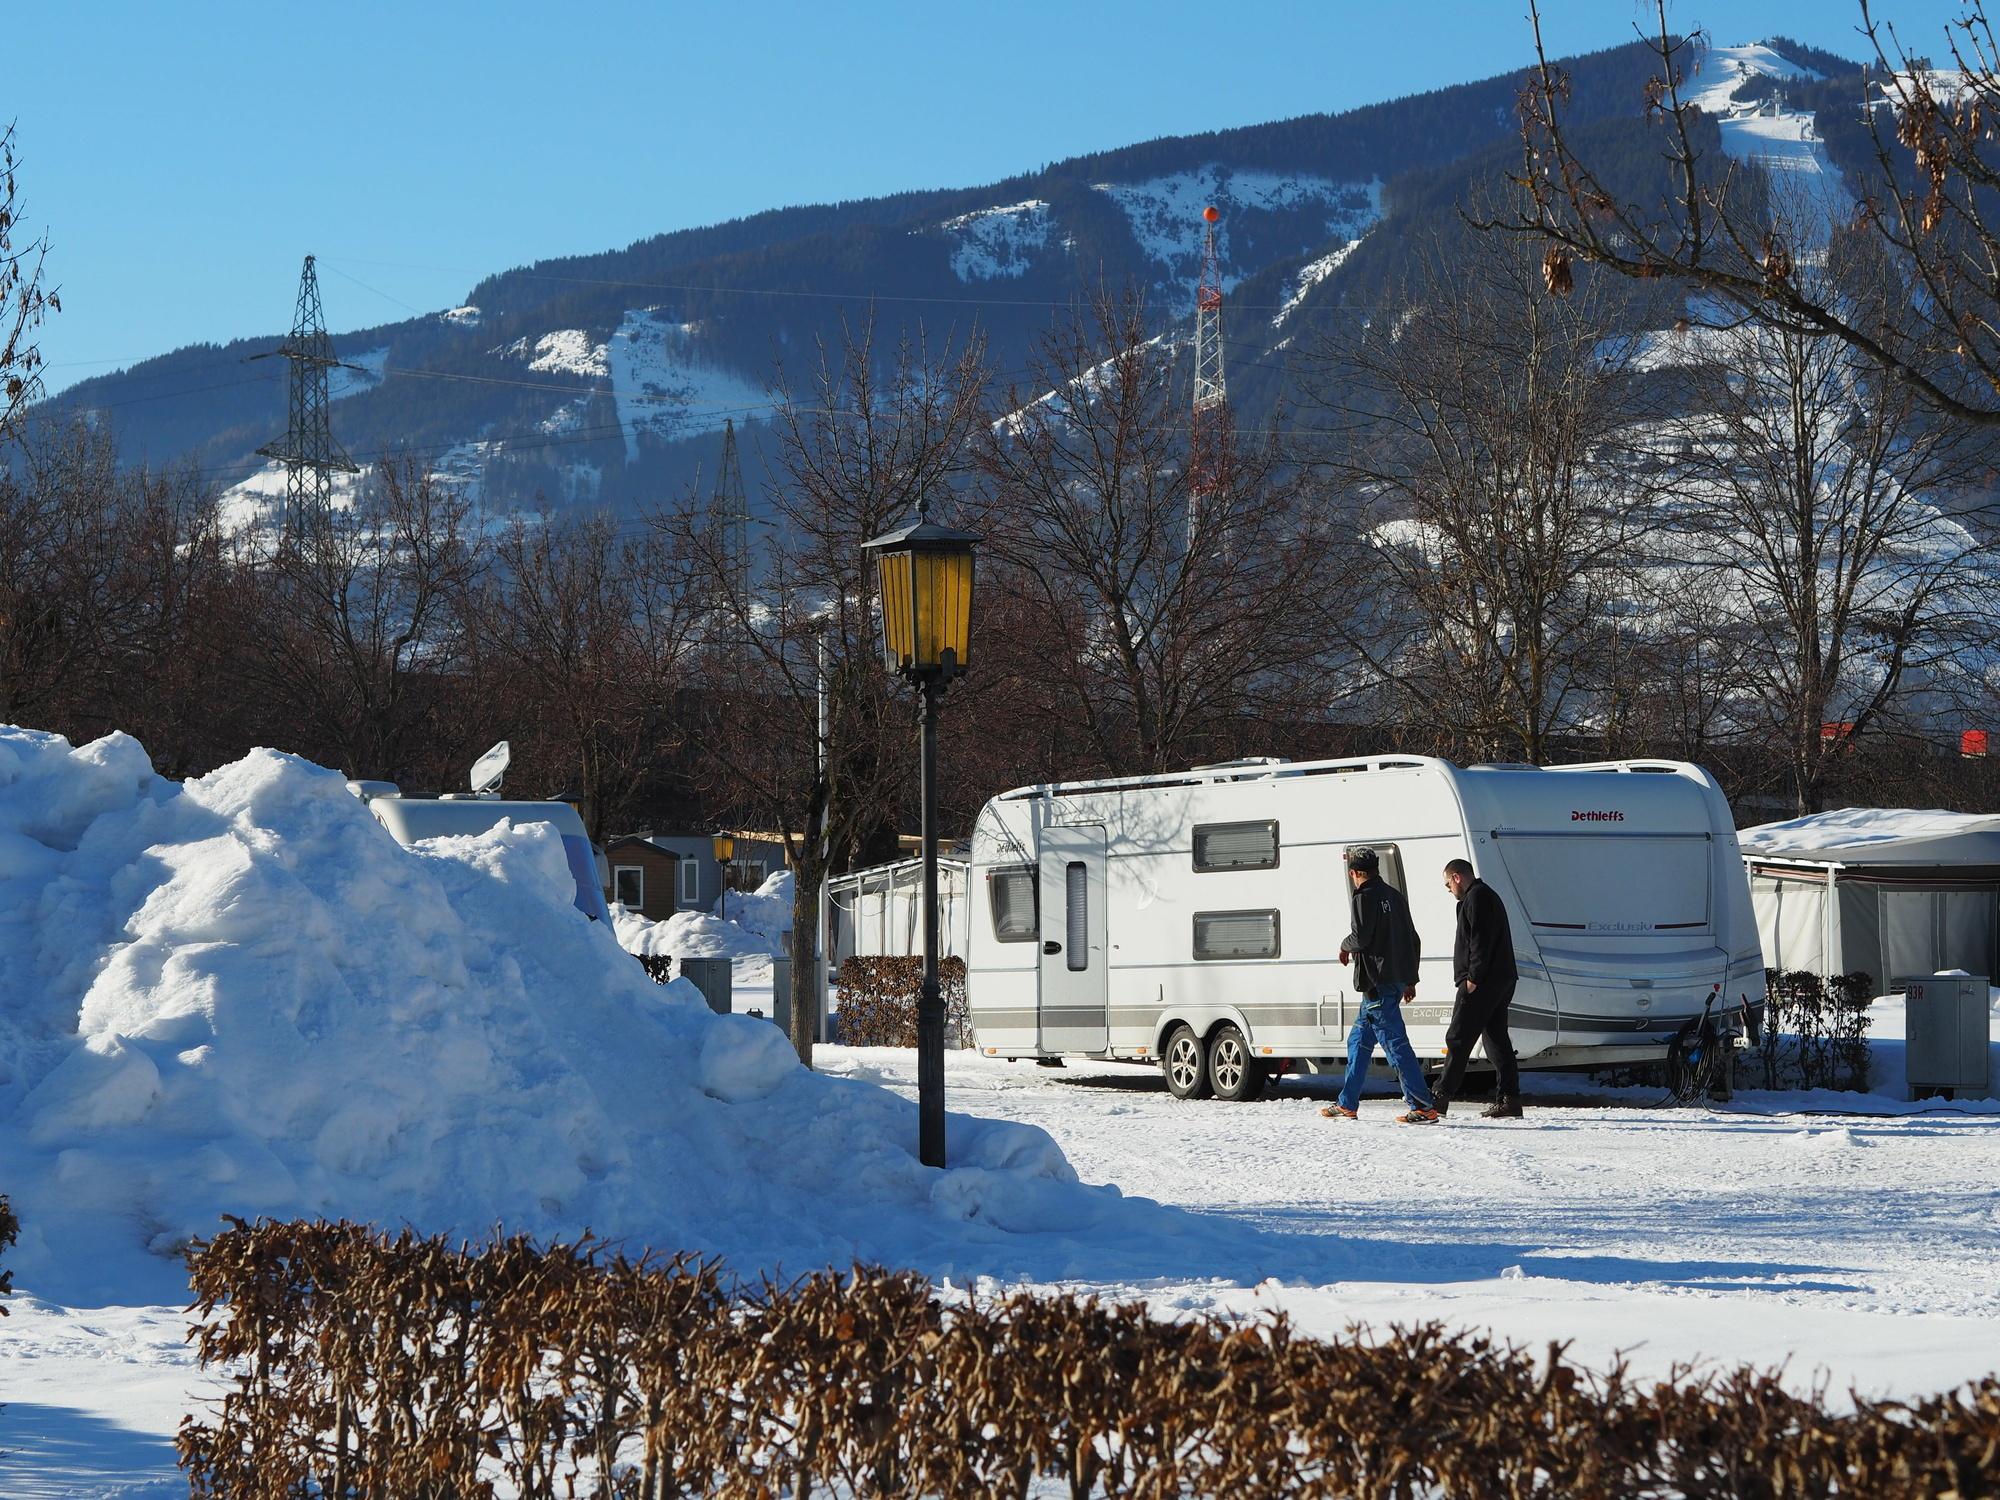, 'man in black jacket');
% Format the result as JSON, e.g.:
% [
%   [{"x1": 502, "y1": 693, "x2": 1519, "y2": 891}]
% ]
[
  {"x1": 1434, "y1": 858, "x2": 1523, "y2": 1119},
  {"x1": 1320, "y1": 847, "x2": 1438, "y2": 1123}
]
